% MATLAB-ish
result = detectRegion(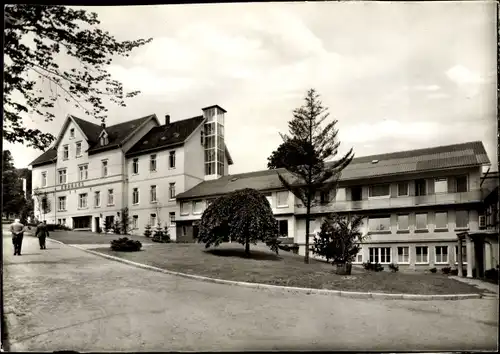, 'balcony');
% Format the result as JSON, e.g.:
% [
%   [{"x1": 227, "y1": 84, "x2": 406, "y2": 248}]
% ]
[{"x1": 295, "y1": 190, "x2": 483, "y2": 214}]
